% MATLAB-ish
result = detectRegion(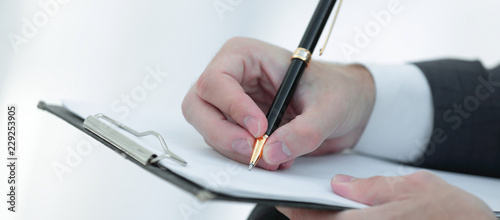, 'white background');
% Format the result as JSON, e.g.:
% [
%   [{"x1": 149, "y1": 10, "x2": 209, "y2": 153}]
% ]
[{"x1": 0, "y1": 0, "x2": 499, "y2": 219}]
